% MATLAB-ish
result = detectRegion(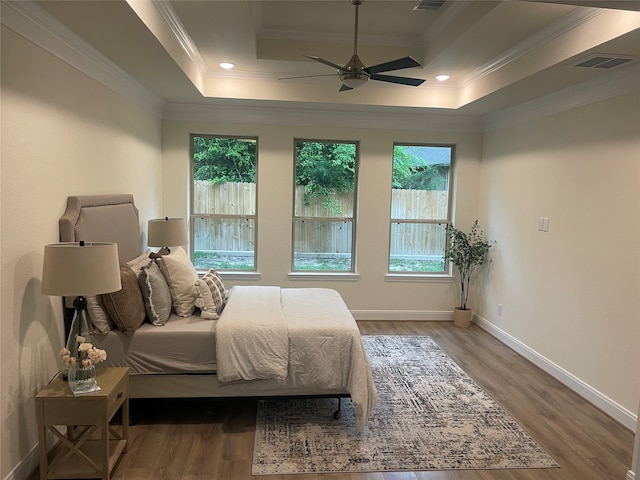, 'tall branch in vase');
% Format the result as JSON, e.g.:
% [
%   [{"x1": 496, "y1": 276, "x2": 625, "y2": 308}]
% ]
[{"x1": 445, "y1": 221, "x2": 491, "y2": 310}]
